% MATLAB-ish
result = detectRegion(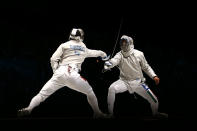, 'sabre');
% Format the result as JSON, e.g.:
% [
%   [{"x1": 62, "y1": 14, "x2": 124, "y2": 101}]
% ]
[
  {"x1": 110, "y1": 17, "x2": 124, "y2": 59},
  {"x1": 101, "y1": 17, "x2": 124, "y2": 73}
]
